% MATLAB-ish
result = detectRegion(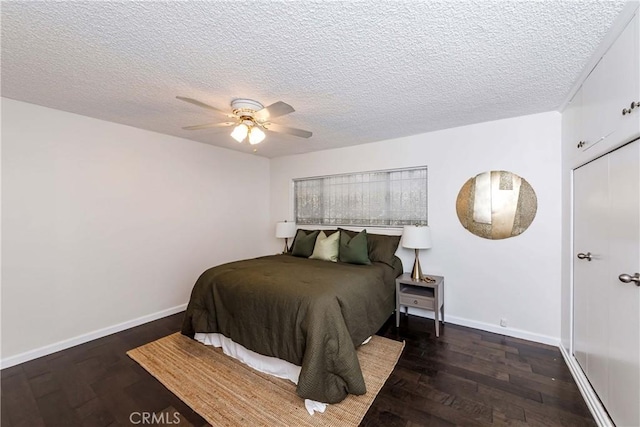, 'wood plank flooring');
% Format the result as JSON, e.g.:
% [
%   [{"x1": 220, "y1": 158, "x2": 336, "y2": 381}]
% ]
[{"x1": 1, "y1": 313, "x2": 595, "y2": 426}]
